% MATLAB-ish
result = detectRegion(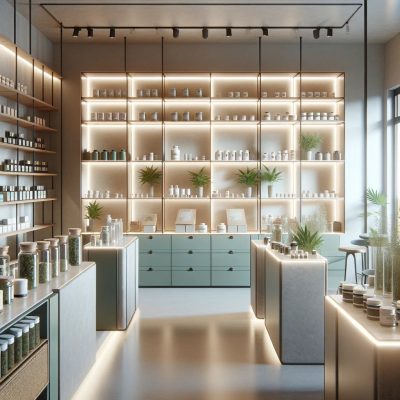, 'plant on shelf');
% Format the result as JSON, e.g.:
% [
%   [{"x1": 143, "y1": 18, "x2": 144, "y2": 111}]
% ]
[
  {"x1": 85, "y1": 200, "x2": 103, "y2": 232},
  {"x1": 300, "y1": 134, "x2": 322, "y2": 160},
  {"x1": 259, "y1": 166, "x2": 283, "y2": 198},
  {"x1": 292, "y1": 224, "x2": 324, "y2": 253},
  {"x1": 188, "y1": 167, "x2": 211, "y2": 198},
  {"x1": 236, "y1": 167, "x2": 259, "y2": 198},
  {"x1": 138, "y1": 165, "x2": 162, "y2": 197}
]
